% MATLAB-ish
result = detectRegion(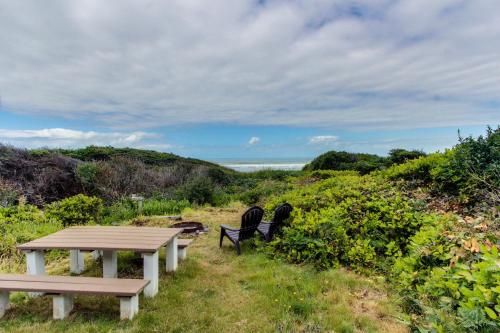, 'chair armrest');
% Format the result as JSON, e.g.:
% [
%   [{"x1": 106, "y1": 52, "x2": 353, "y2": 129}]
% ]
[{"x1": 220, "y1": 224, "x2": 239, "y2": 231}]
